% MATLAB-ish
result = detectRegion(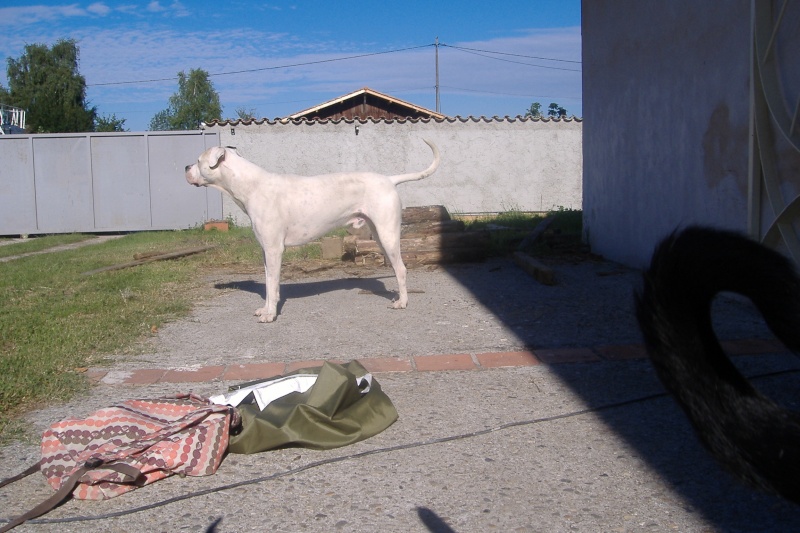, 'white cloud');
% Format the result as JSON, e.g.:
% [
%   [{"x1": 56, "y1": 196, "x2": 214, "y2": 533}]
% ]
[
  {"x1": 0, "y1": 4, "x2": 87, "y2": 26},
  {"x1": 147, "y1": 1, "x2": 165, "y2": 13},
  {"x1": 170, "y1": 1, "x2": 189, "y2": 17},
  {"x1": 145, "y1": 1, "x2": 189, "y2": 17},
  {"x1": 87, "y1": 3, "x2": 111, "y2": 16}
]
